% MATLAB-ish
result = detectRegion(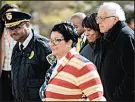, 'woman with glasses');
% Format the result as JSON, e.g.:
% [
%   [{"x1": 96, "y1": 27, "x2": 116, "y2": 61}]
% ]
[{"x1": 39, "y1": 21, "x2": 106, "y2": 101}]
